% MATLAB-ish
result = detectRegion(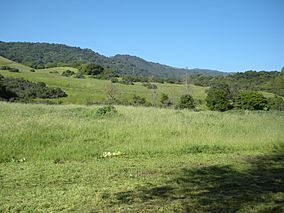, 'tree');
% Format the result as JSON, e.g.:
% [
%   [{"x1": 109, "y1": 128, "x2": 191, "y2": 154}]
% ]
[
  {"x1": 178, "y1": 94, "x2": 195, "y2": 109},
  {"x1": 160, "y1": 93, "x2": 172, "y2": 107},
  {"x1": 237, "y1": 91, "x2": 267, "y2": 110},
  {"x1": 80, "y1": 63, "x2": 104, "y2": 76},
  {"x1": 61, "y1": 70, "x2": 75, "y2": 77},
  {"x1": 267, "y1": 95, "x2": 284, "y2": 111},
  {"x1": 205, "y1": 85, "x2": 232, "y2": 111}
]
